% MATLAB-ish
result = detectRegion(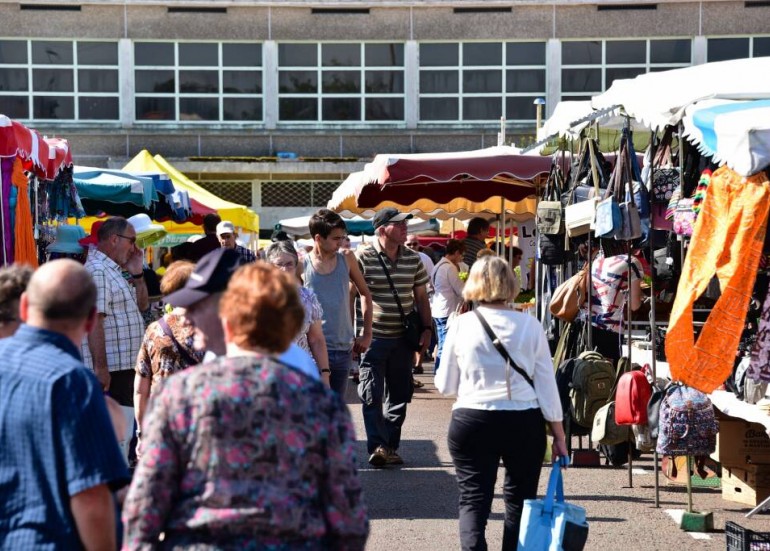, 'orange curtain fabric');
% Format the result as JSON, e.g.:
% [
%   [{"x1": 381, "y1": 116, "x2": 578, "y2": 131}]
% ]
[
  {"x1": 665, "y1": 166, "x2": 770, "y2": 393},
  {"x1": 11, "y1": 158, "x2": 38, "y2": 268}
]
